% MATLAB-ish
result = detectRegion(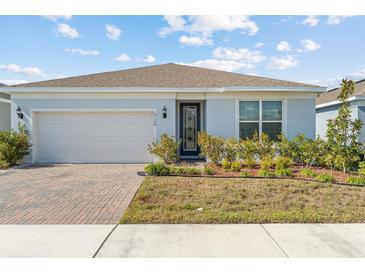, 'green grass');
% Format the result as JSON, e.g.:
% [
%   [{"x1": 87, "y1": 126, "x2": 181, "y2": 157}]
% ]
[{"x1": 120, "y1": 176, "x2": 365, "y2": 224}]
